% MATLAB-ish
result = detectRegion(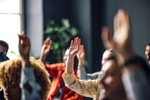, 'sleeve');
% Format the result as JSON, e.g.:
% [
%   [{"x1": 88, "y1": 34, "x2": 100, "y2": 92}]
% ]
[
  {"x1": 66, "y1": 93, "x2": 84, "y2": 100},
  {"x1": 20, "y1": 67, "x2": 41, "y2": 100},
  {"x1": 86, "y1": 72, "x2": 102, "y2": 80},
  {"x1": 62, "y1": 71, "x2": 99, "y2": 98},
  {"x1": 77, "y1": 66, "x2": 102, "y2": 80},
  {"x1": 45, "y1": 63, "x2": 65, "y2": 77},
  {"x1": 77, "y1": 66, "x2": 87, "y2": 79}
]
